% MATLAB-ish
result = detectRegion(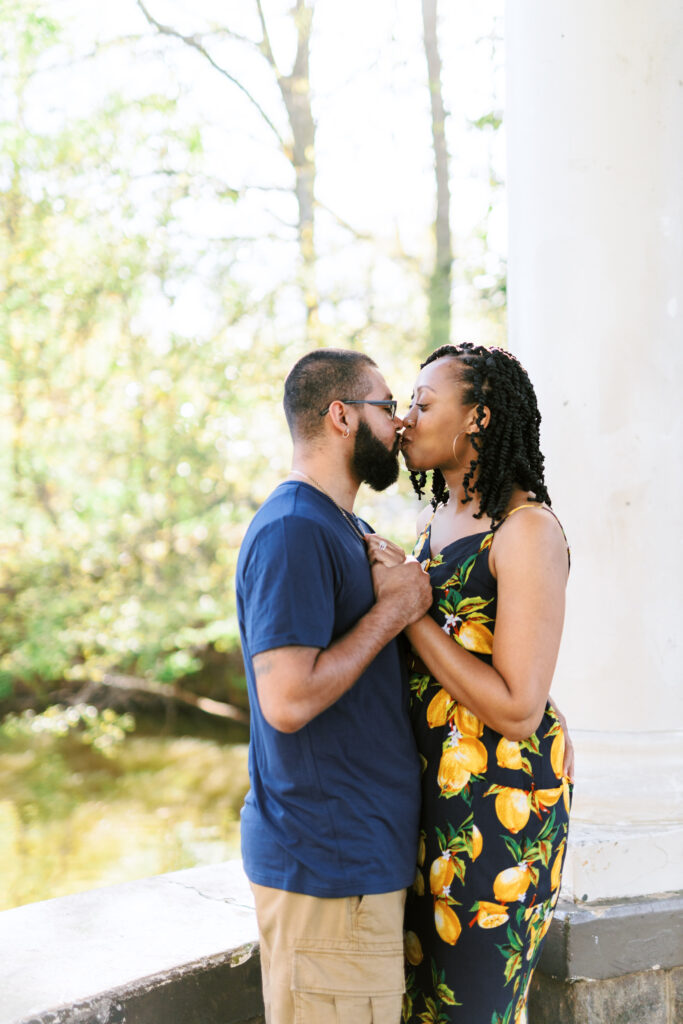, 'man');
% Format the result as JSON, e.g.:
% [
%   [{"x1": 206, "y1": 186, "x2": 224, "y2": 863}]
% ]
[{"x1": 236, "y1": 348, "x2": 433, "y2": 1024}]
